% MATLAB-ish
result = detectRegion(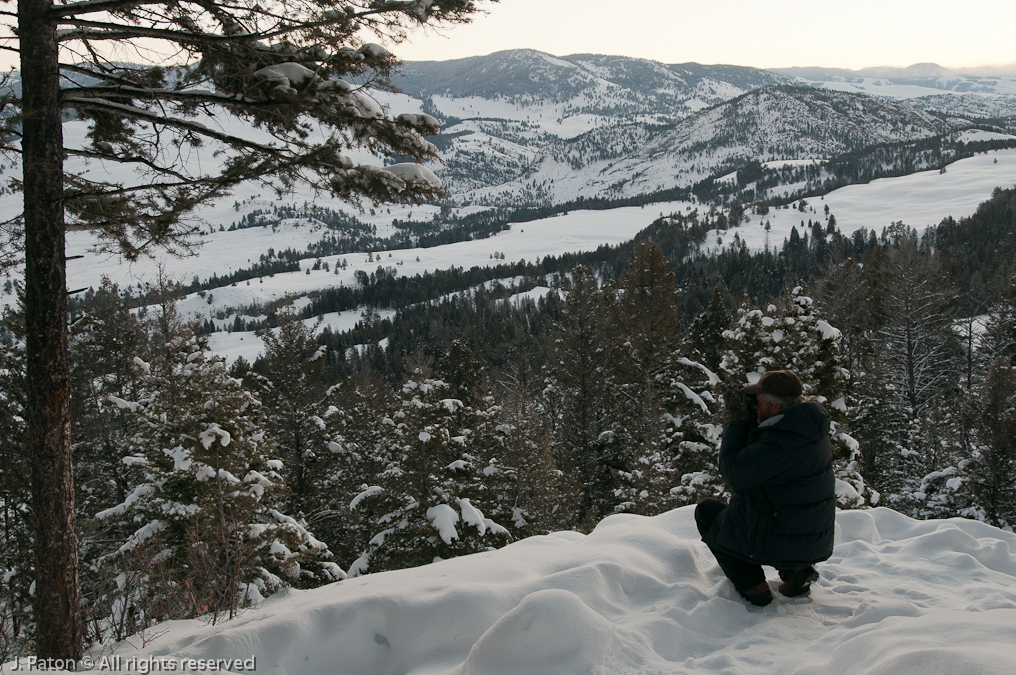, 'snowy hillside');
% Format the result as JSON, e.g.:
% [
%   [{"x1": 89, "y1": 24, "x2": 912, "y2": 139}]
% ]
[
  {"x1": 3, "y1": 51, "x2": 1016, "y2": 334},
  {"x1": 395, "y1": 50, "x2": 787, "y2": 115},
  {"x1": 2, "y1": 51, "x2": 1013, "y2": 231},
  {"x1": 714, "y1": 147, "x2": 1016, "y2": 253},
  {"x1": 504, "y1": 86, "x2": 959, "y2": 204},
  {"x1": 50, "y1": 506, "x2": 1016, "y2": 675},
  {"x1": 54, "y1": 148, "x2": 1016, "y2": 312}
]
